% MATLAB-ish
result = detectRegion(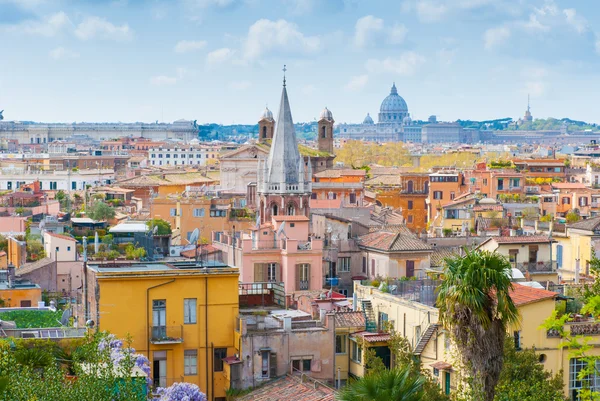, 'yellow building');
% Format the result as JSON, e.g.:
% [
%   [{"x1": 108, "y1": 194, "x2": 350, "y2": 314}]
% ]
[
  {"x1": 334, "y1": 311, "x2": 367, "y2": 385},
  {"x1": 352, "y1": 280, "x2": 599, "y2": 398},
  {"x1": 554, "y1": 216, "x2": 600, "y2": 282},
  {"x1": 85, "y1": 260, "x2": 239, "y2": 400}
]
